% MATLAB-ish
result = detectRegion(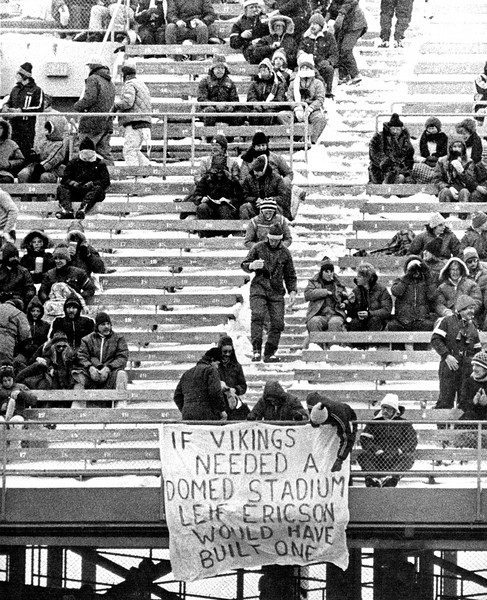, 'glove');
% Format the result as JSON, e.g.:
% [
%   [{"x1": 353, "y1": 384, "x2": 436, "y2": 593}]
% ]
[
  {"x1": 99, "y1": 366, "x2": 111, "y2": 381},
  {"x1": 331, "y1": 458, "x2": 343, "y2": 472},
  {"x1": 89, "y1": 366, "x2": 100, "y2": 381},
  {"x1": 250, "y1": 259, "x2": 264, "y2": 270},
  {"x1": 310, "y1": 402, "x2": 329, "y2": 426}
]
